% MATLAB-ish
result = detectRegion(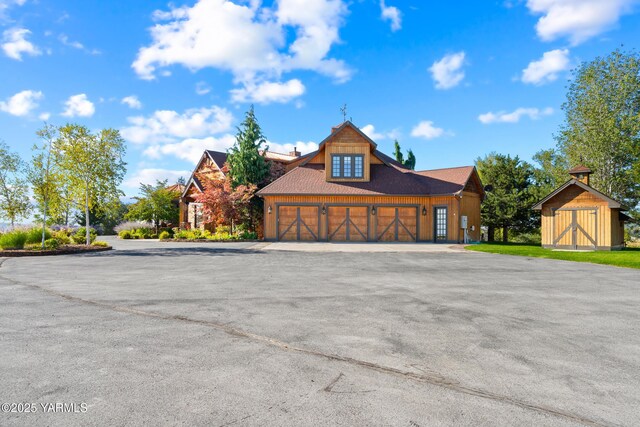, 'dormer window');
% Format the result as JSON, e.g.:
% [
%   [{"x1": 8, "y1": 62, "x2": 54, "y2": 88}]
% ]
[{"x1": 332, "y1": 154, "x2": 364, "y2": 179}]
